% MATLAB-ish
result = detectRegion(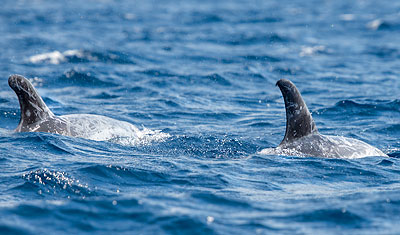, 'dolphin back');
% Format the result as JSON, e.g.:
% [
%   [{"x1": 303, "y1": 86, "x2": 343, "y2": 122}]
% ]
[{"x1": 276, "y1": 79, "x2": 318, "y2": 145}]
